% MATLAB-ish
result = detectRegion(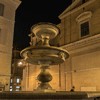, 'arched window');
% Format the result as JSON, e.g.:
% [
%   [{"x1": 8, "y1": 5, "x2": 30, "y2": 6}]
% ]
[
  {"x1": 76, "y1": 11, "x2": 92, "y2": 38},
  {"x1": 0, "y1": 3, "x2": 4, "y2": 16}
]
